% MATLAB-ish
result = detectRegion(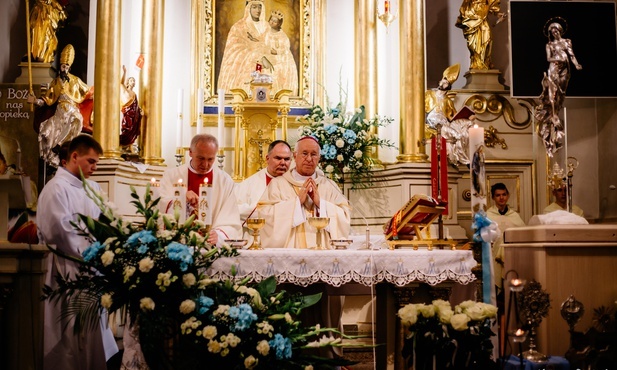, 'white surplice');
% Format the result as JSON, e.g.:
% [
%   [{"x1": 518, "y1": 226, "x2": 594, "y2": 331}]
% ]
[
  {"x1": 259, "y1": 170, "x2": 351, "y2": 248},
  {"x1": 159, "y1": 164, "x2": 242, "y2": 244},
  {"x1": 37, "y1": 167, "x2": 118, "y2": 370}
]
